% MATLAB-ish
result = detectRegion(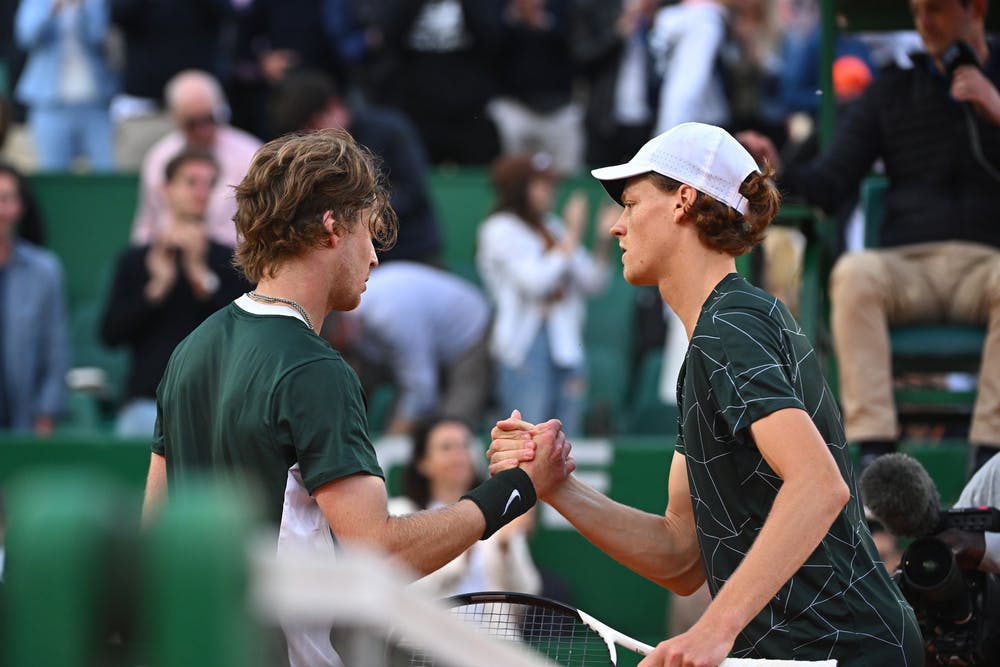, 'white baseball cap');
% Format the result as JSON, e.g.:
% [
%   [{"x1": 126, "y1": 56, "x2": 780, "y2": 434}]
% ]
[{"x1": 591, "y1": 122, "x2": 760, "y2": 215}]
